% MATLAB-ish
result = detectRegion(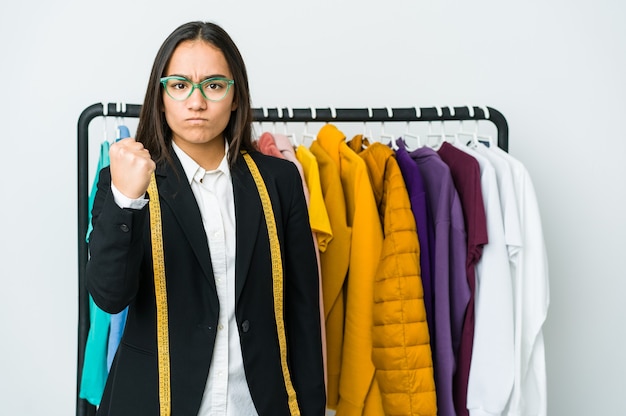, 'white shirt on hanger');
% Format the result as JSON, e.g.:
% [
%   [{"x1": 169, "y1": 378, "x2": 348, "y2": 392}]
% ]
[
  {"x1": 489, "y1": 146, "x2": 550, "y2": 416},
  {"x1": 452, "y1": 142, "x2": 515, "y2": 416}
]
